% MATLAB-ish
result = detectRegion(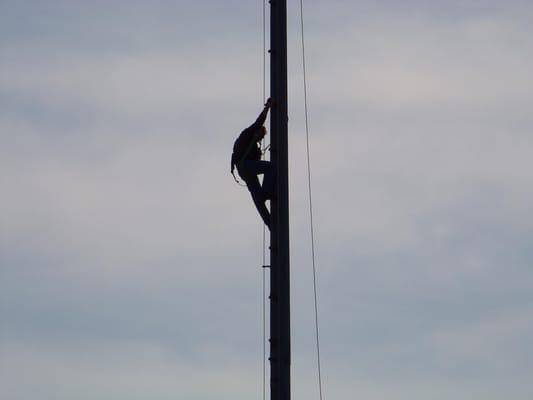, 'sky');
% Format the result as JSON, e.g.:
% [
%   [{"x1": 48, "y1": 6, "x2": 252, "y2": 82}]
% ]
[{"x1": 1, "y1": 1, "x2": 533, "y2": 399}]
